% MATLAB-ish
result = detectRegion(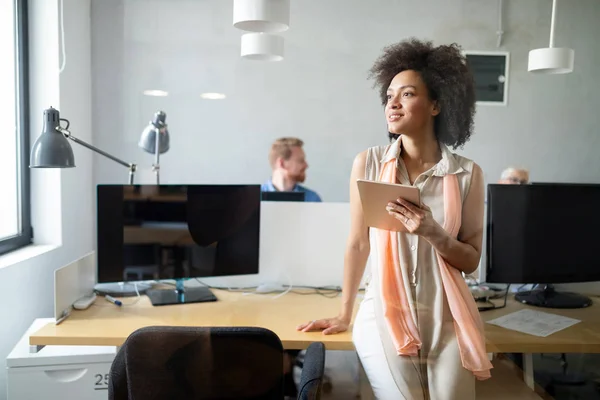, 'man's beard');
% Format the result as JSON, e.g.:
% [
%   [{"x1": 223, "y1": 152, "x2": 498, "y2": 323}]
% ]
[{"x1": 290, "y1": 172, "x2": 306, "y2": 183}]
